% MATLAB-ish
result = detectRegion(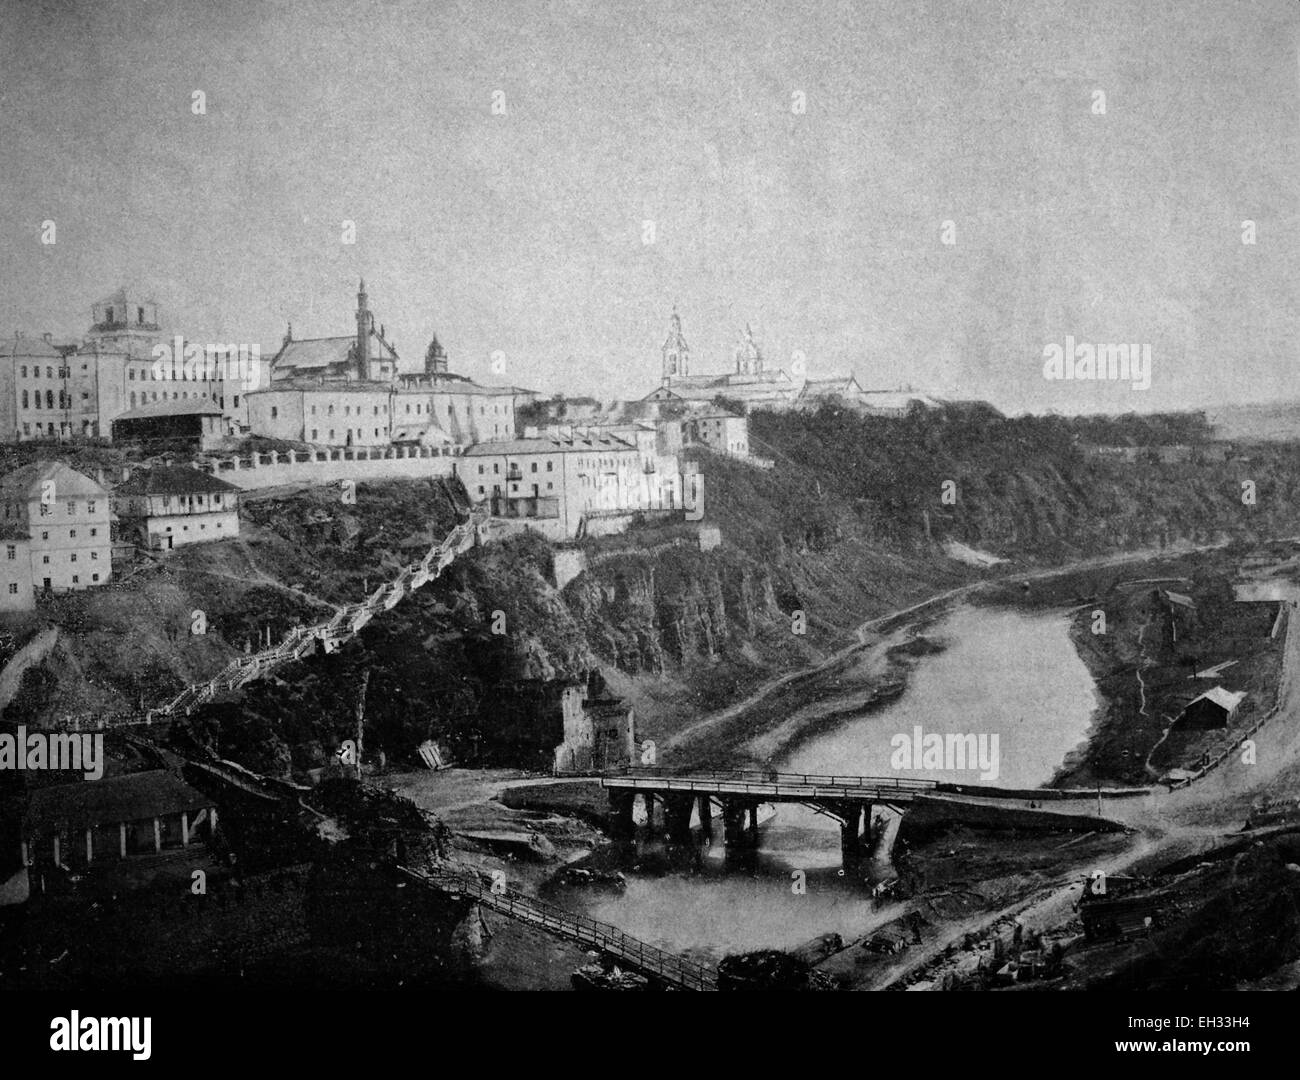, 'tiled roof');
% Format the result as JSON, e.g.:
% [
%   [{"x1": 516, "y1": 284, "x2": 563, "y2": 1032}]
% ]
[
  {"x1": 463, "y1": 433, "x2": 636, "y2": 456},
  {"x1": 1186, "y1": 687, "x2": 1246, "y2": 713},
  {"x1": 113, "y1": 399, "x2": 223, "y2": 421},
  {"x1": 0, "y1": 335, "x2": 63, "y2": 359},
  {"x1": 113, "y1": 466, "x2": 241, "y2": 496},
  {"x1": 25, "y1": 770, "x2": 211, "y2": 833},
  {"x1": 0, "y1": 461, "x2": 107, "y2": 500},
  {"x1": 272, "y1": 332, "x2": 397, "y2": 374}
]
